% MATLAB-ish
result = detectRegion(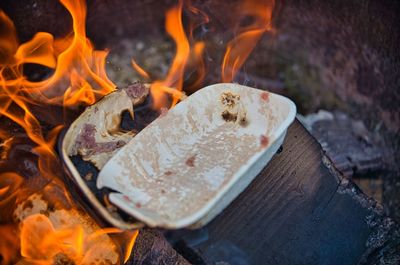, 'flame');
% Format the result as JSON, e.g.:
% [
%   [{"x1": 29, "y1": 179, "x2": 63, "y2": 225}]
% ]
[
  {"x1": 0, "y1": 131, "x2": 14, "y2": 160},
  {"x1": 0, "y1": 172, "x2": 23, "y2": 208},
  {"x1": 150, "y1": 0, "x2": 190, "y2": 109},
  {"x1": 1, "y1": 0, "x2": 275, "y2": 263},
  {"x1": 131, "y1": 59, "x2": 150, "y2": 80},
  {"x1": 0, "y1": 0, "x2": 137, "y2": 264},
  {"x1": 0, "y1": 173, "x2": 23, "y2": 265},
  {"x1": 221, "y1": 0, "x2": 275, "y2": 82},
  {"x1": 20, "y1": 214, "x2": 82, "y2": 262},
  {"x1": 0, "y1": 225, "x2": 20, "y2": 265},
  {"x1": 123, "y1": 230, "x2": 139, "y2": 263},
  {"x1": 19, "y1": 213, "x2": 124, "y2": 265},
  {"x1": 186, "y1": 41, "x2": 206, "y2": 92},
  {"x1": 0, "y1": 0, "x2": 115, "y2": 108},
  {"x1": 132, "y1": 0, "x2": 208, "y2": 110},
  {"x1": 132, "y1": 0, "x2": 273, "y2": 109}
]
